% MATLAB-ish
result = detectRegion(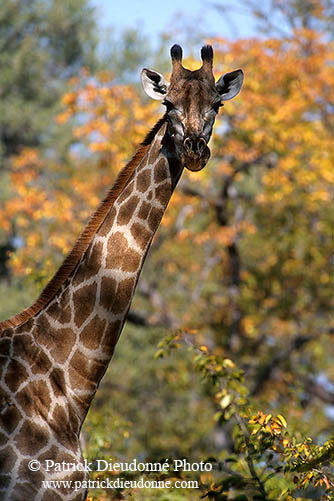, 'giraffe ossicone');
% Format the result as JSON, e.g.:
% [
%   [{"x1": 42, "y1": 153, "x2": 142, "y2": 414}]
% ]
[{"x1": 0, "y1": 45, "x2": 243, "y2": 500}]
